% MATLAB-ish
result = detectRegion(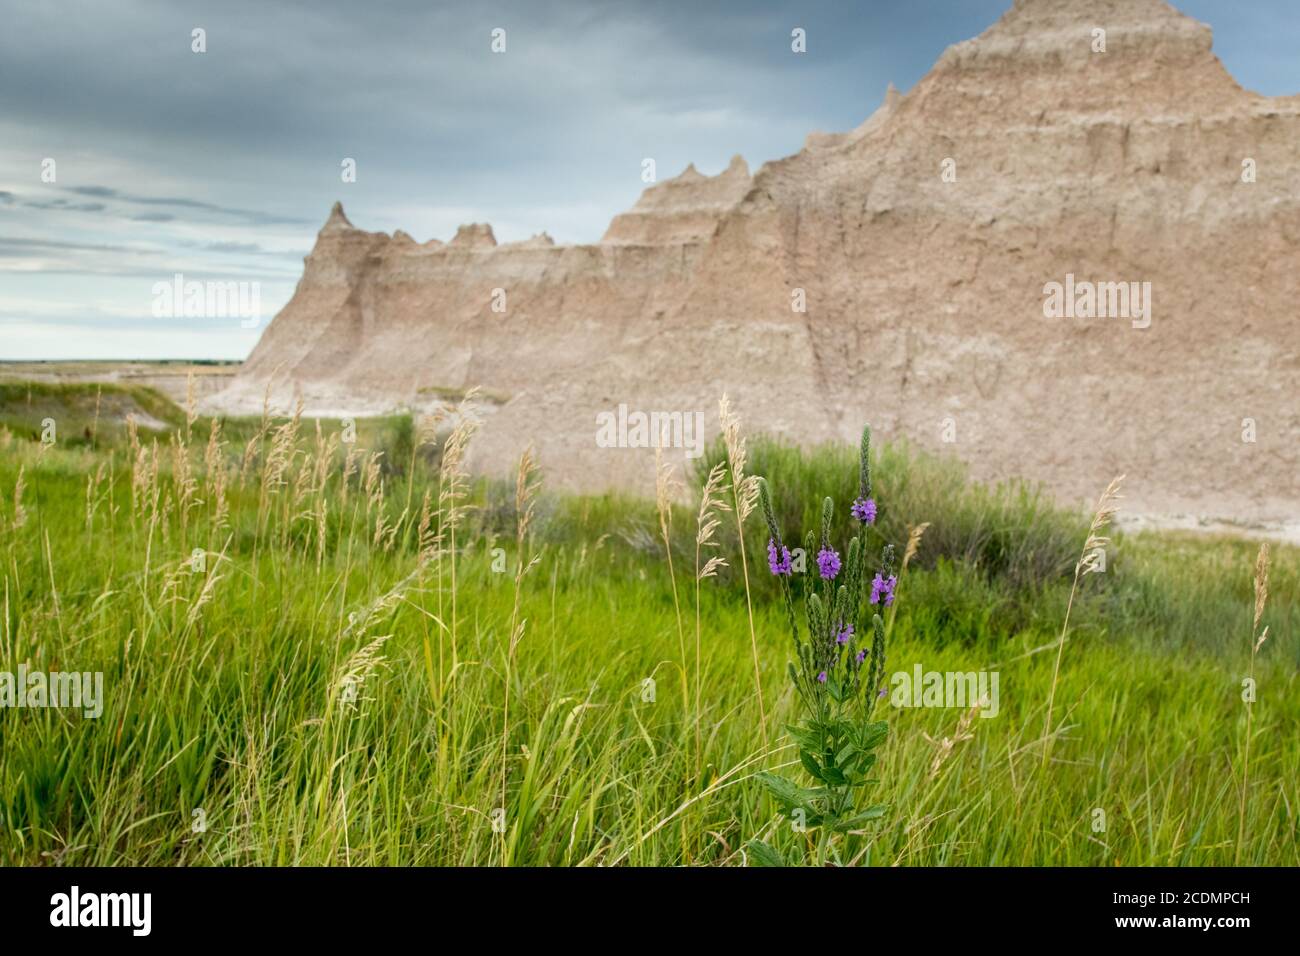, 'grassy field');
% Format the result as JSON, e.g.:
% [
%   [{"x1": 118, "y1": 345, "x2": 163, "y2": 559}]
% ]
[{"x1": 0, "y1": 383, "x2": 1295, "y2": 866}]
